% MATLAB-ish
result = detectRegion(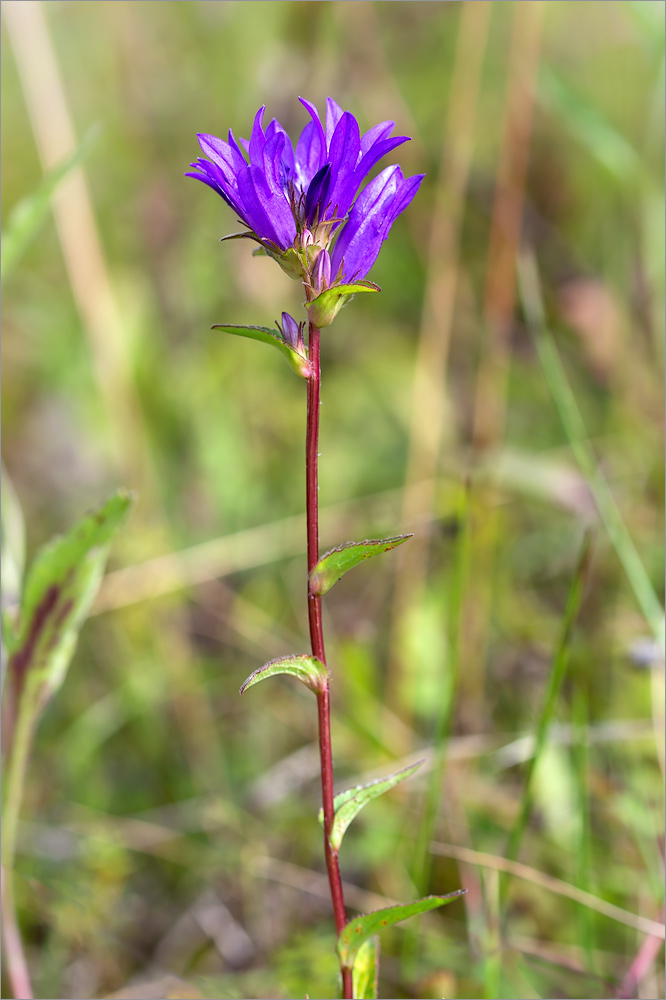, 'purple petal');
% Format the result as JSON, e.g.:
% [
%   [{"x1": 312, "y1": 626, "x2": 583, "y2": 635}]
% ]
[
  {"x1": 297, "y1": 98, "x2": 326, "y2": 181},
  {"x1": 305, "y1": 163, "x2": 332, "y2": 224},
  {"x1": 360, "y1": 120, "x2": 395, "y2": 155},
  {"x1": 245, "y1": 164, "x2": 296, "y2": 248},
  {"x1": 236, "y1": 166, "x2": 281, "y2": 245},
  {"x1": 330, "y1": 166, "x2": 424, "y2": 281},
  {"x1": 353, "y1": 135, "x2": 410, "y2": 192},
  {"x1": 266, "y1": 118, "x2": 295, "y2": 179},
  {"x1": 325, "y1": 111, "x2": 361, "y2": 220},
  {"x1": 295, "y1": 120, "x2": 324, "y2": 189},
  {"x1": 248, "y1": 105, "x2": 267, "y2": 165},
  {"x1": 325, "y1": 97, "x2": 344, "y2": 148},
  {"x1": 197, "y1": 133, "x2": 246, "y2": 179}
]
